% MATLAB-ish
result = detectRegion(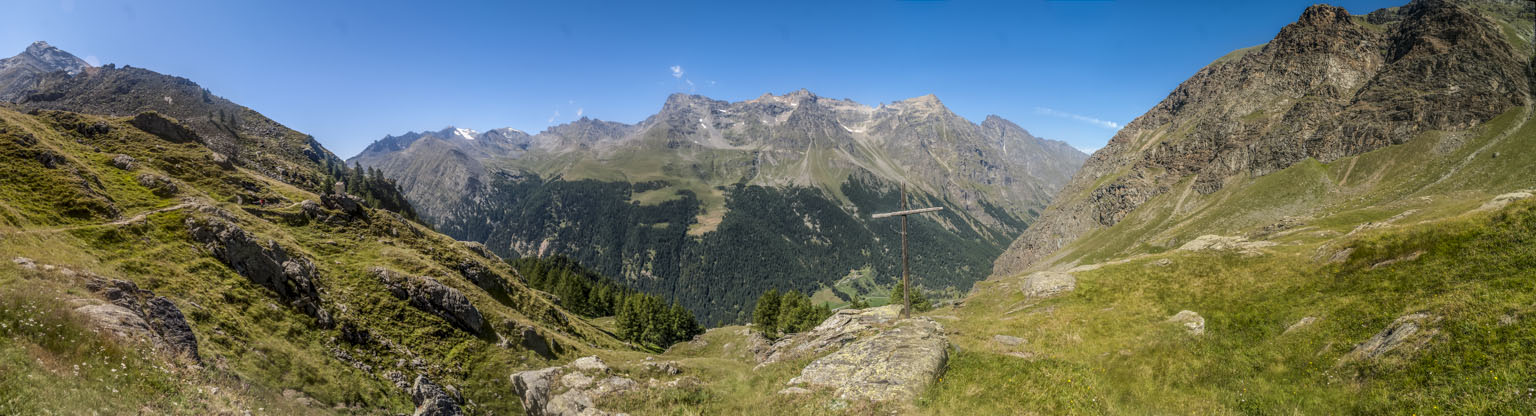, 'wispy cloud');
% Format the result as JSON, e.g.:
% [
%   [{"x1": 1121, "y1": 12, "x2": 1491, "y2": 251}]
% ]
[
  {"x1": 82, "y1": 55, "x2": 100, "y2": 67},
  {"x1": 547, "y1": 110, "x2": 560, "y2": 124},
  {"x1": 576, "y1": 108, "x2": 584, "y2": 117},
  {"x1": 670, "y1": 65, "x2": 684, "y2": 79},
  {"x1": 1035, "y1": 107, "x2": 1120, "y2": 130}
]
